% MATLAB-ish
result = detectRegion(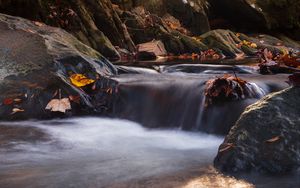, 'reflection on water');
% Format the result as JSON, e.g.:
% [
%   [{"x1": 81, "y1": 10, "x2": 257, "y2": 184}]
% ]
[{"x1": 183, "y1": 167, "x2": 254, "y2": 188}]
